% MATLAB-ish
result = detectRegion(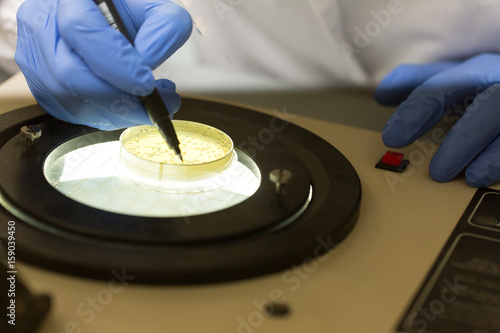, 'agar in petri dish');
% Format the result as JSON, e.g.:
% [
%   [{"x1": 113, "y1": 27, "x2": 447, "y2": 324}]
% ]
[
  {"x1": 118, "y1": 122, "x2": 237, "y2": 192},
  {"x1": 122, "y1": 122, "x2": 232, "y2": 165}
]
